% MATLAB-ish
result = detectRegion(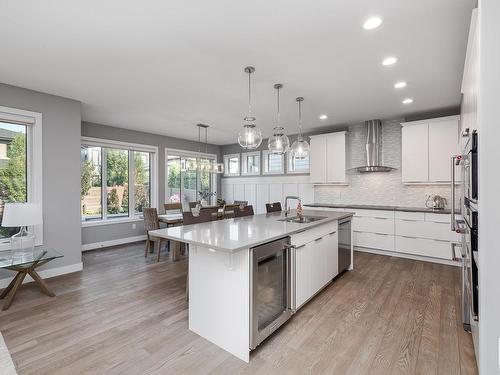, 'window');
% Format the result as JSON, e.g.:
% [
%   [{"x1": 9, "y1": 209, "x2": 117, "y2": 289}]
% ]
[
  {"x1": 81, "y1": 138, "x2": 157, "y2": 223},
  {"x1": 262, "y1": 150, "x2": 284, "y2": 175},
  {"x1": 0, "y1": 106, "x2": 43, "y2": 249},
  {"x1": 288, "y1": 153, "x2": 310, "y2": 173},
  {"x1": 241, "y1": 151, "x2": 260, "y2": 175},
  {"x1": 223, "y1": 154, "x2": 240, "y2": 176},
  {"x1": 166, "y1": 149, "x2": 217, "y2": 211}
]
